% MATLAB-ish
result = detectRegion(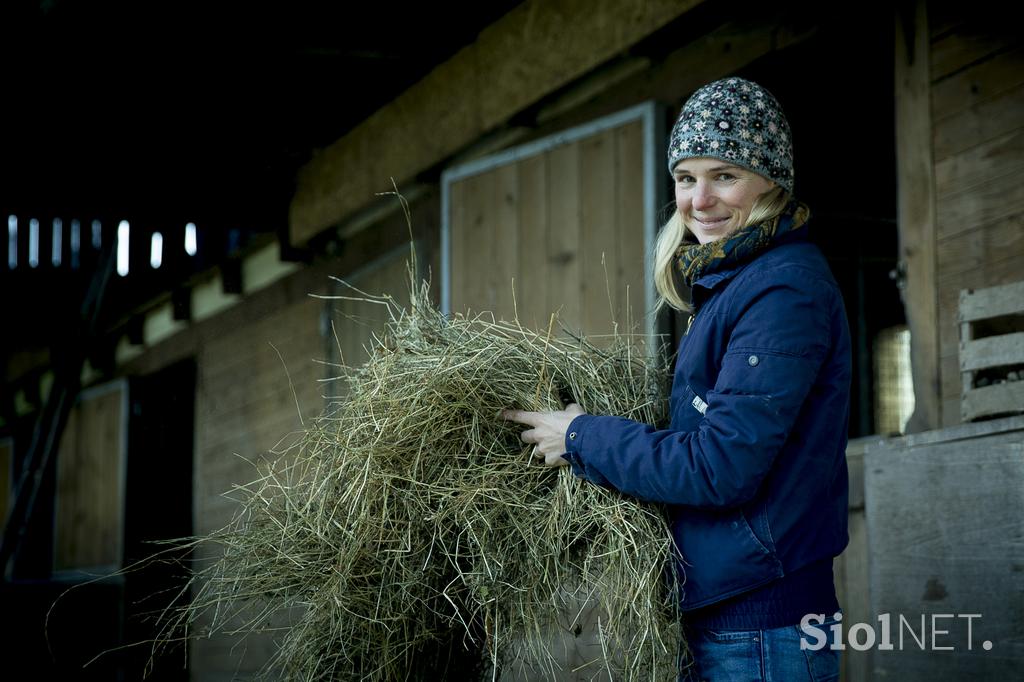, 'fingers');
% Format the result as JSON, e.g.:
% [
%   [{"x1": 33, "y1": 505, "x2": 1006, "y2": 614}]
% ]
[
  {"x1": 545, "y1": 451, "x2": 570, "y2": 468},
  {"x1": 519, "y1": 428, "x2": 538, "y2": 445},
  {"x1": 502, "y1": 405, "x2": 583, "y2": 423},
  {"x1": 501, "y1": 409, "x2": 539, "y2": 425}
]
